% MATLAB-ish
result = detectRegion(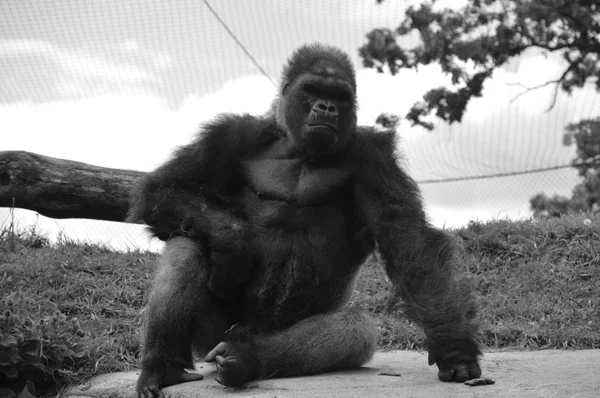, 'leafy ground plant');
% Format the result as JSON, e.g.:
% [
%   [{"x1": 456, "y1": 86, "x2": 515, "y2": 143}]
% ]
[
  {"x1": 0, "y1": 227, "x2": 154, "y2": 397},
  {"x1": 0, "y1": 293, "x2": 86, "y2": 397},
  {"x1": 0, "y1": 213, "x2": 599, "y2": 396}
]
